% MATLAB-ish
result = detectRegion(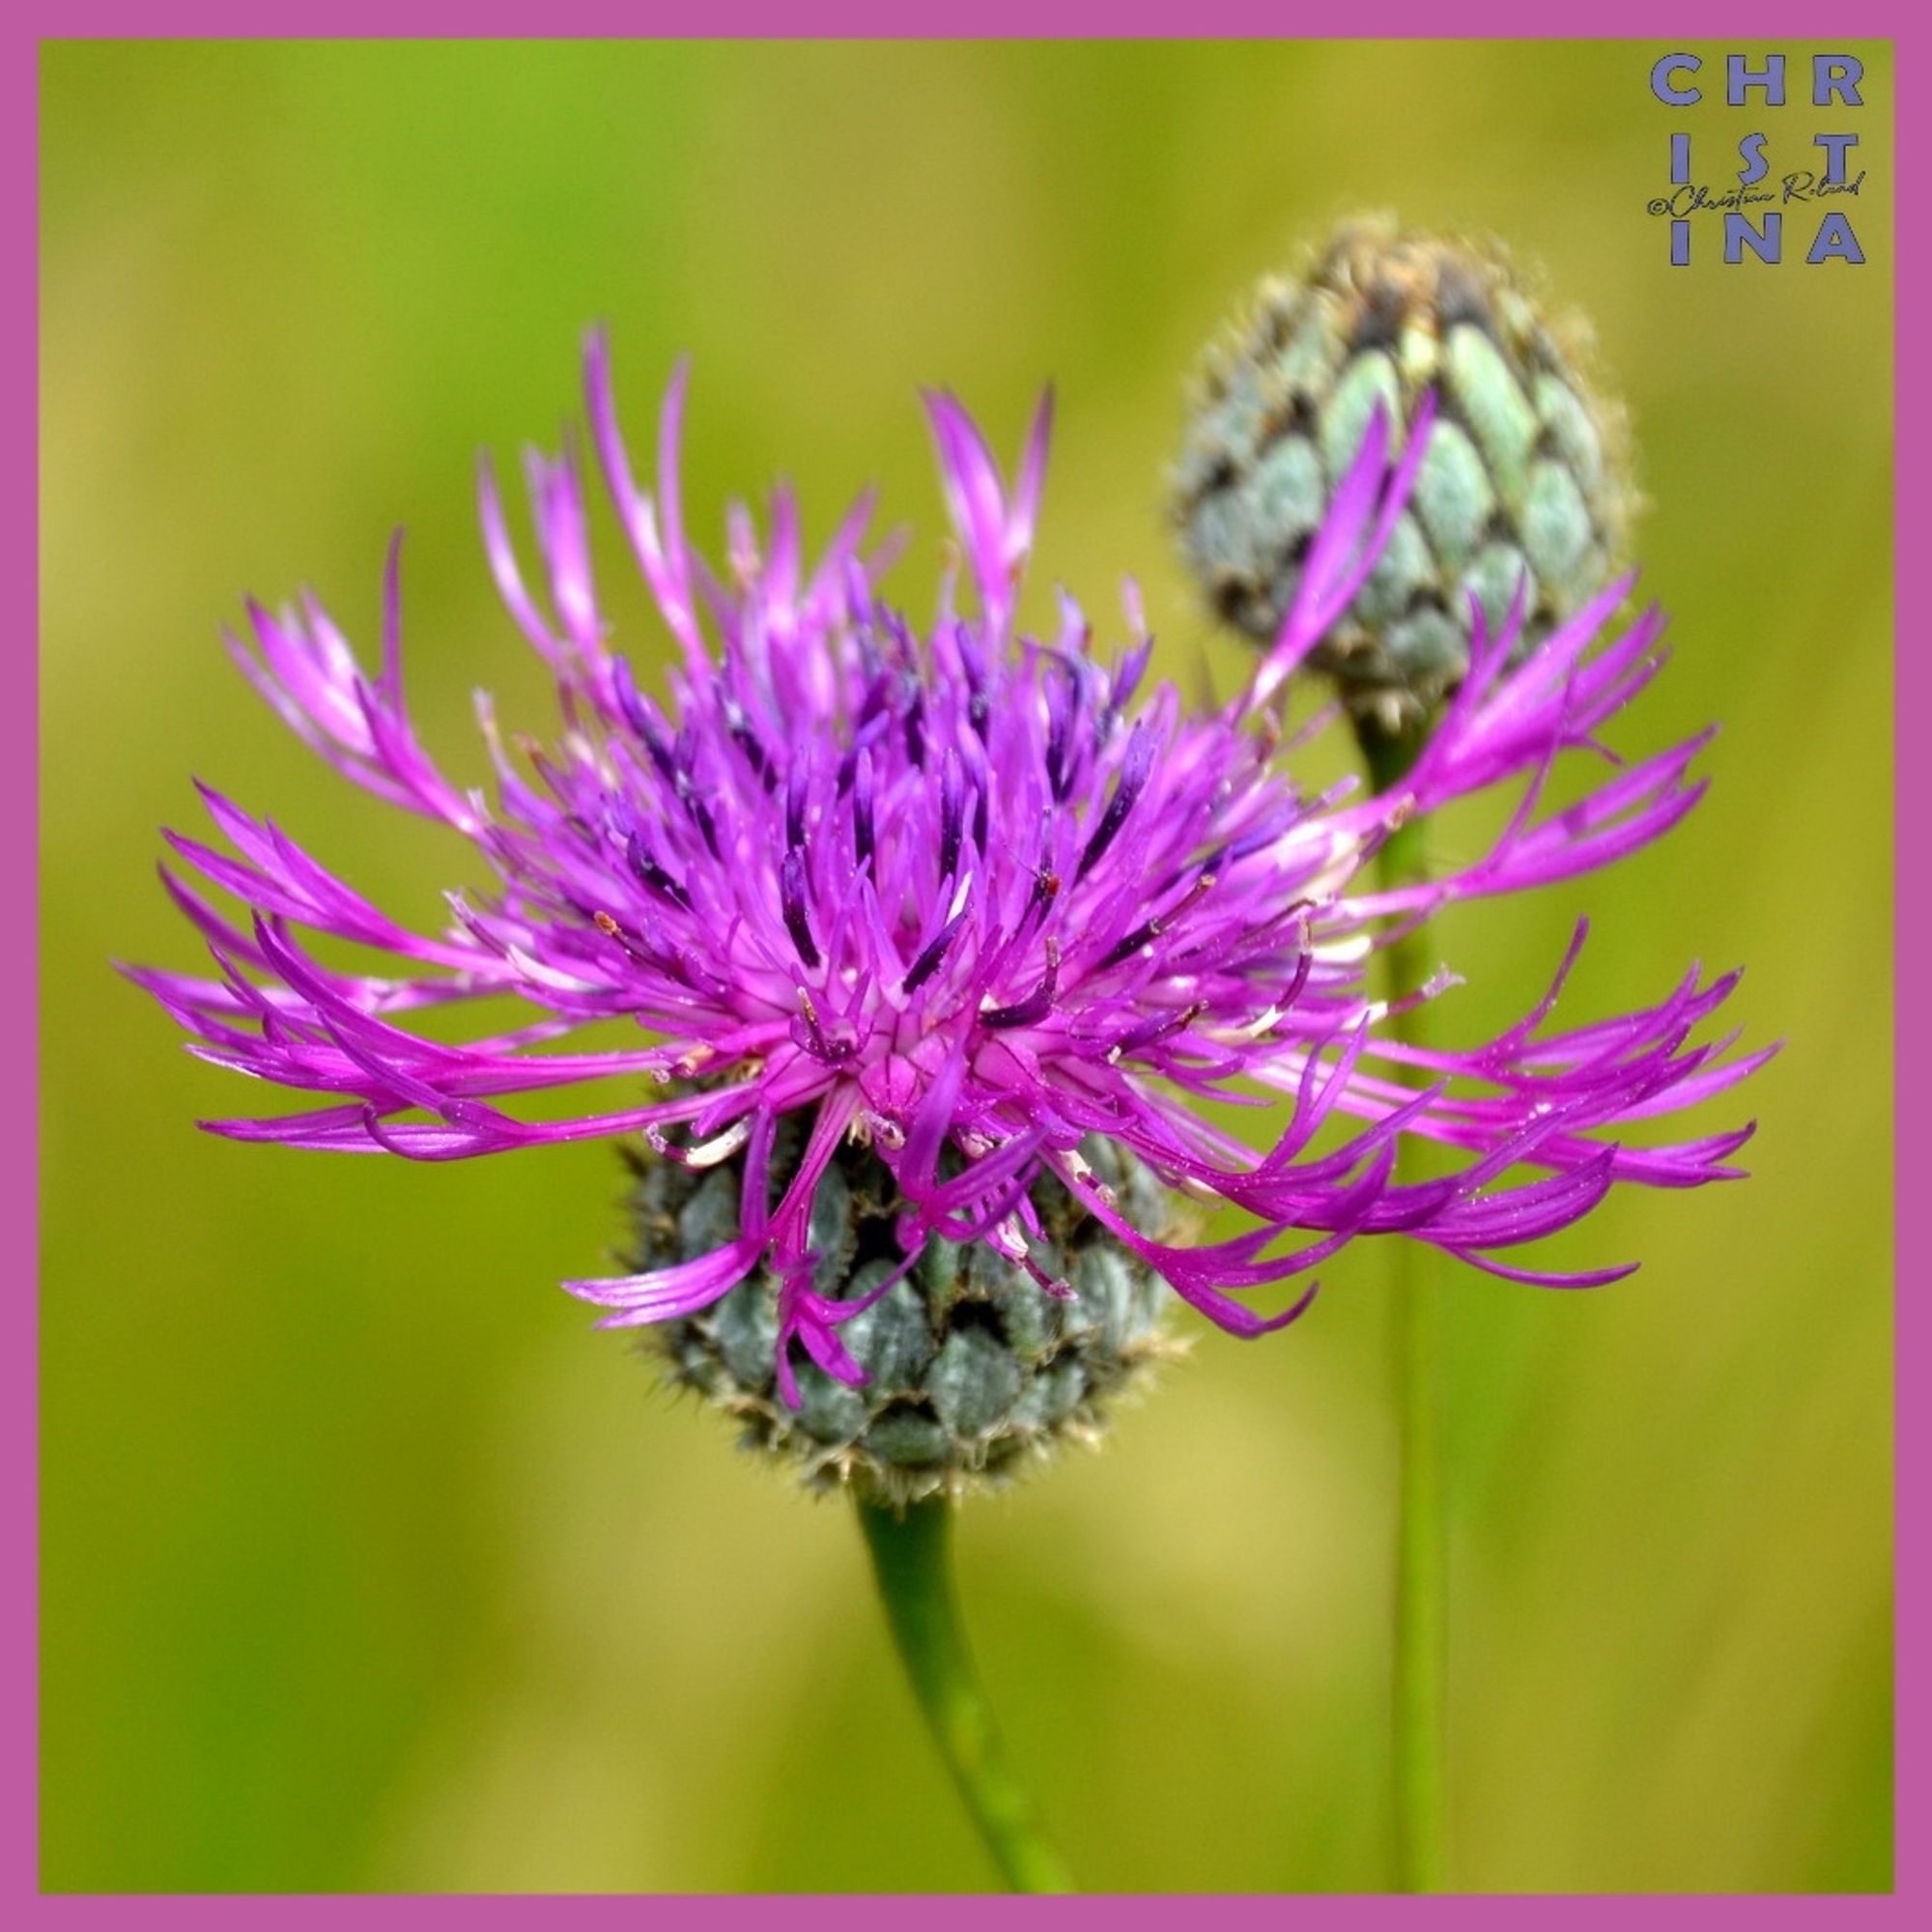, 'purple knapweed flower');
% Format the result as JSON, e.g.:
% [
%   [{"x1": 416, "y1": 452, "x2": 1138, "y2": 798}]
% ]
[{"x1": 130, "y1": 331, "x2": 1761, "y2": 1462}]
